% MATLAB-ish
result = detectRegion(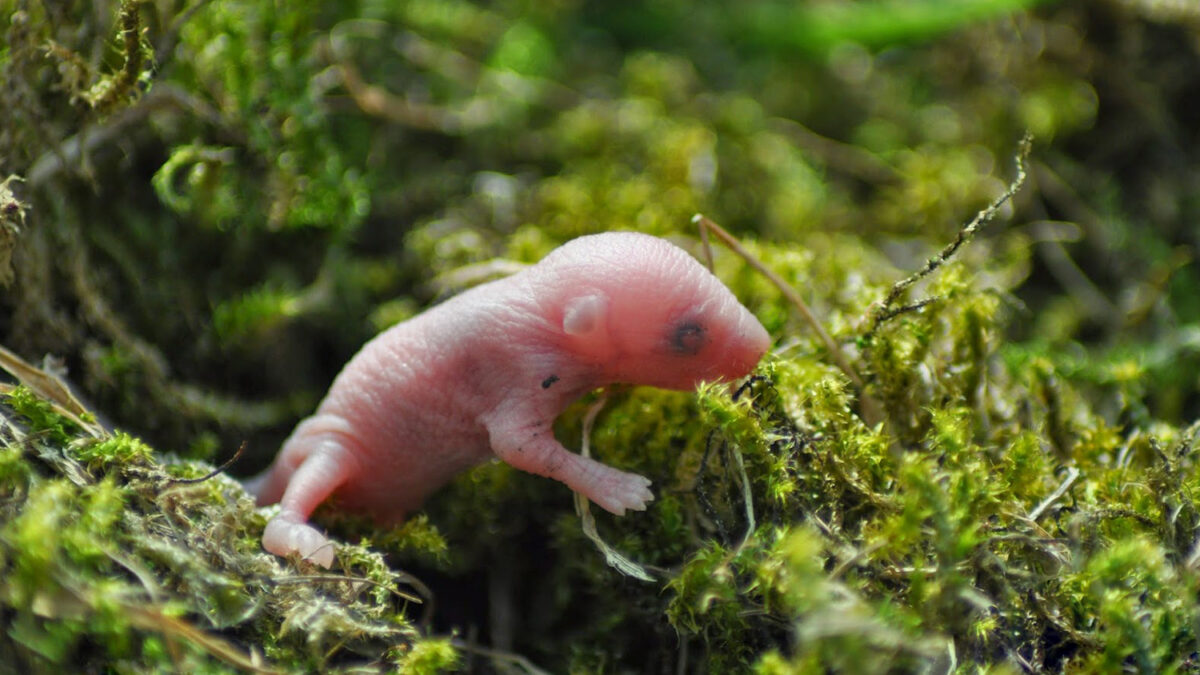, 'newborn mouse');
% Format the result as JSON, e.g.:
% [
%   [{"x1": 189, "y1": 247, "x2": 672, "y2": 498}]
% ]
[{"x1": 248, "y1": 231, "x2": 771, "y2": 566}]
